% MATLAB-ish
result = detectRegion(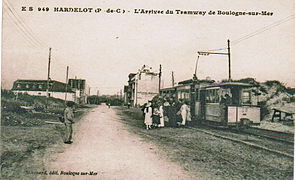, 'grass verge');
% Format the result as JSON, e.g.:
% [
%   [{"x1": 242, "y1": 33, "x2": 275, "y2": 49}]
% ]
[{"x1": 1, "y1": 91, "x2": 93, "y2": 179}]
